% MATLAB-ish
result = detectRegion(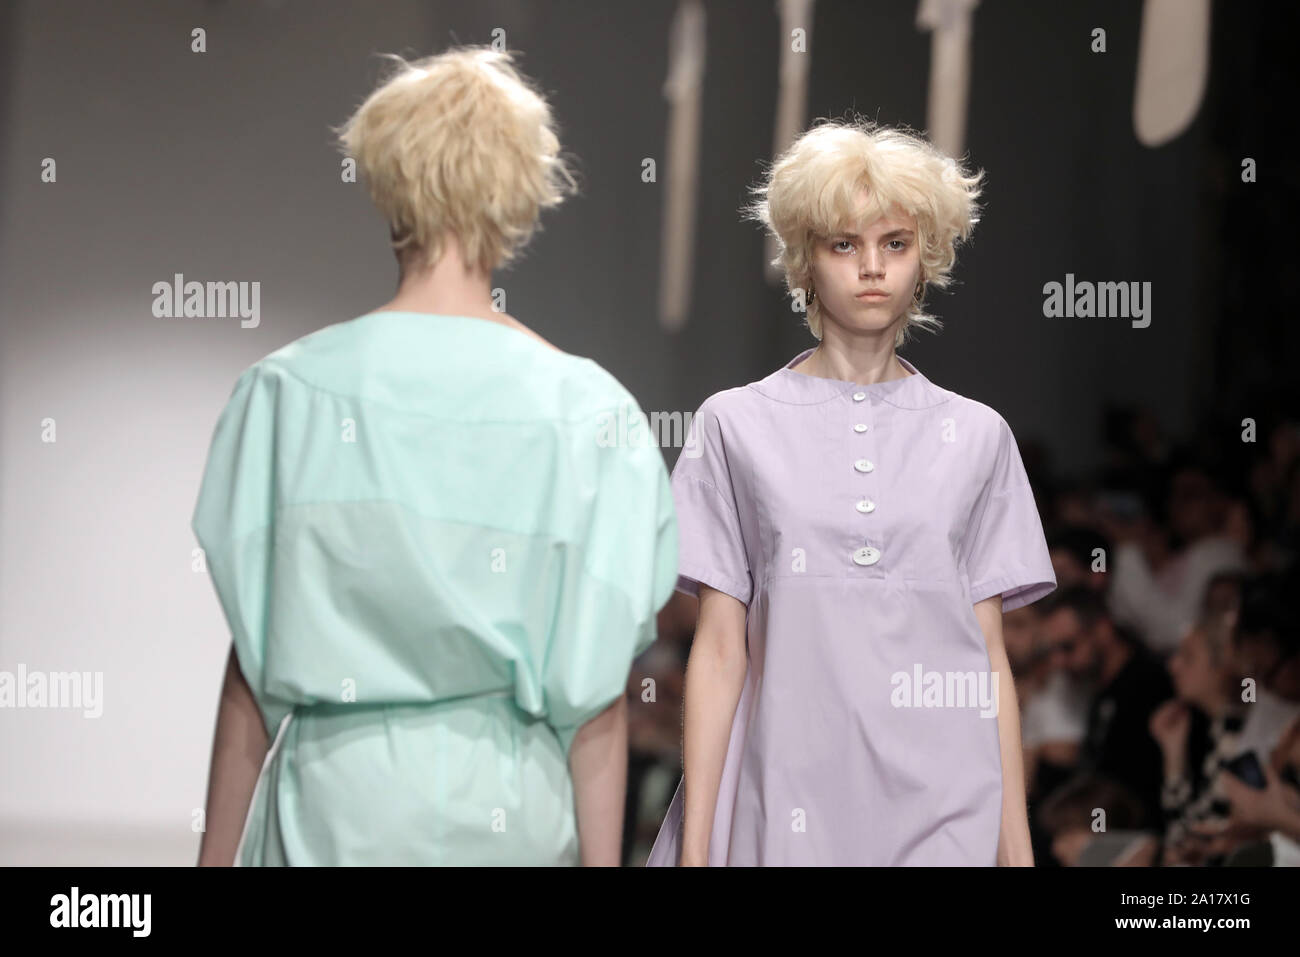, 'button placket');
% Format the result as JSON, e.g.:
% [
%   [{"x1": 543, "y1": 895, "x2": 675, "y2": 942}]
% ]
[{"x1": 848, "y1": 389, "x2": 880, "y2": 567}]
